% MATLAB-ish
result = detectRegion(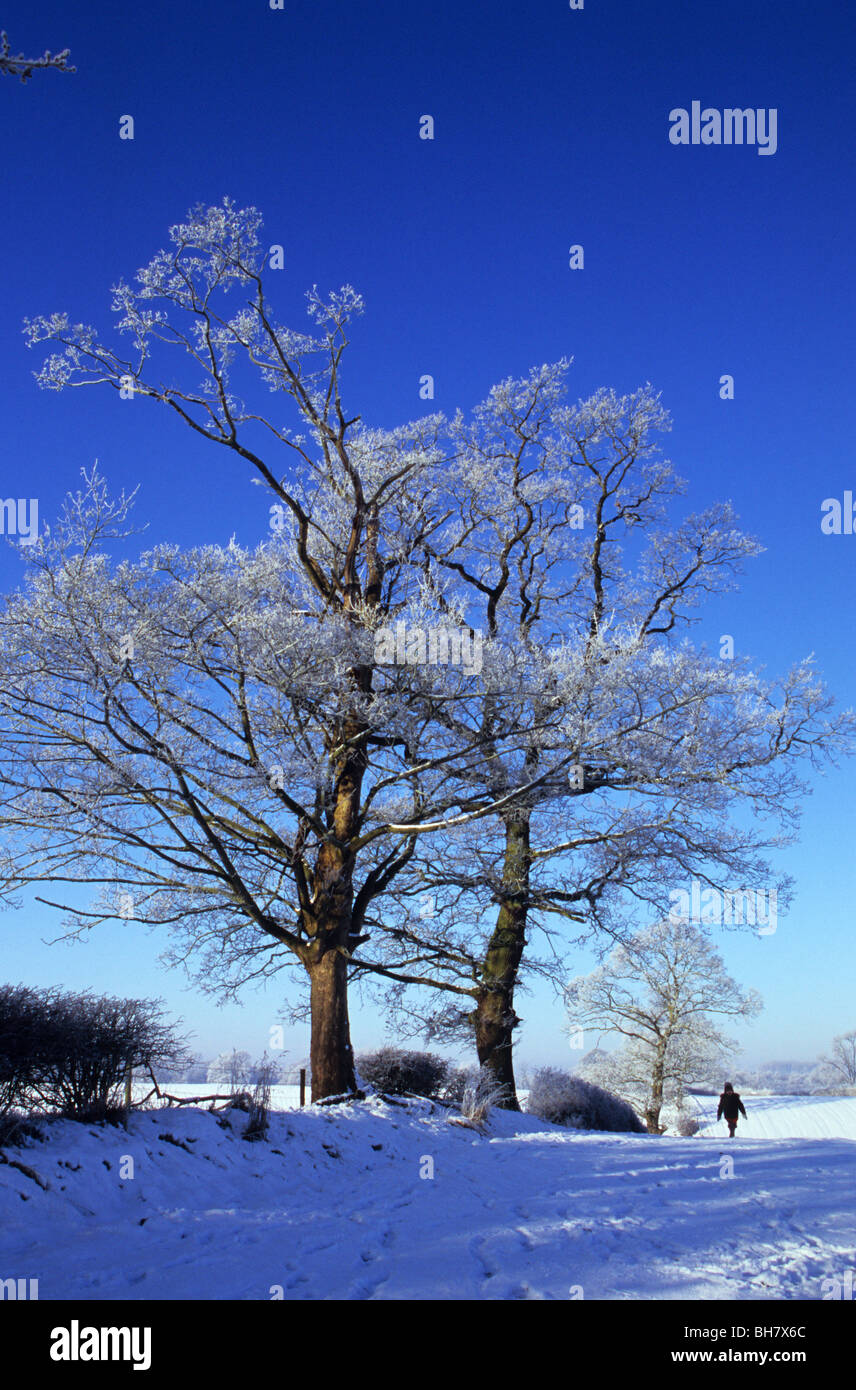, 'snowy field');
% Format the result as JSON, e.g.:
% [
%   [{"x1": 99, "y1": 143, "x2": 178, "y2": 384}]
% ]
[
  {"x1": 130, "y1": 1081, "x2": 305, "y2": 1110},
  {"x1": 695, "y1": 1092, "x2": 856, "y2": 1141},
  {"x1": 2, "y1": 1092, "x2": 855, "y2": 1301}
]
